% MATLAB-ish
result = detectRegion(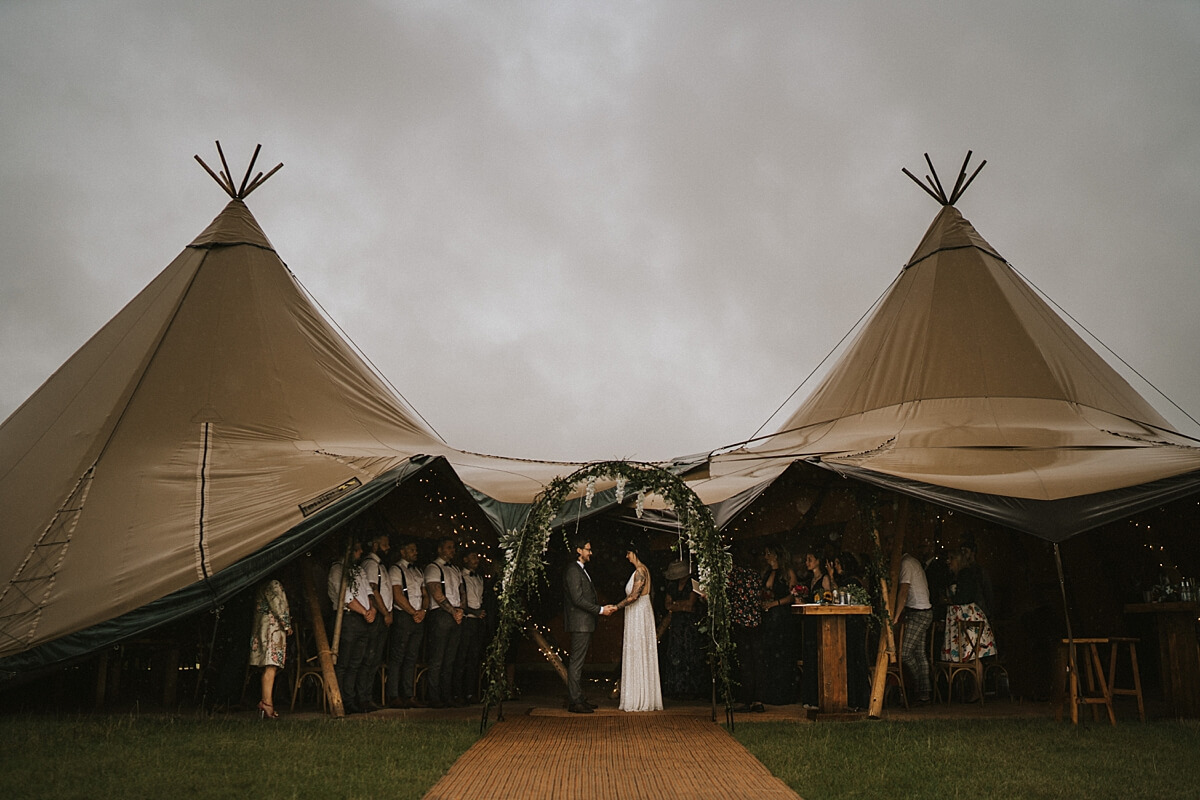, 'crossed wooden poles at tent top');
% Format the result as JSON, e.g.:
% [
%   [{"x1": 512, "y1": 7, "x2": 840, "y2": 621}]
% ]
[
  {"x1": 903, "y1": 151, "x2": 986, "y2": 207},
  {"x1": 195, "y1": 141, "x2": 283, "y2": 200}
]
